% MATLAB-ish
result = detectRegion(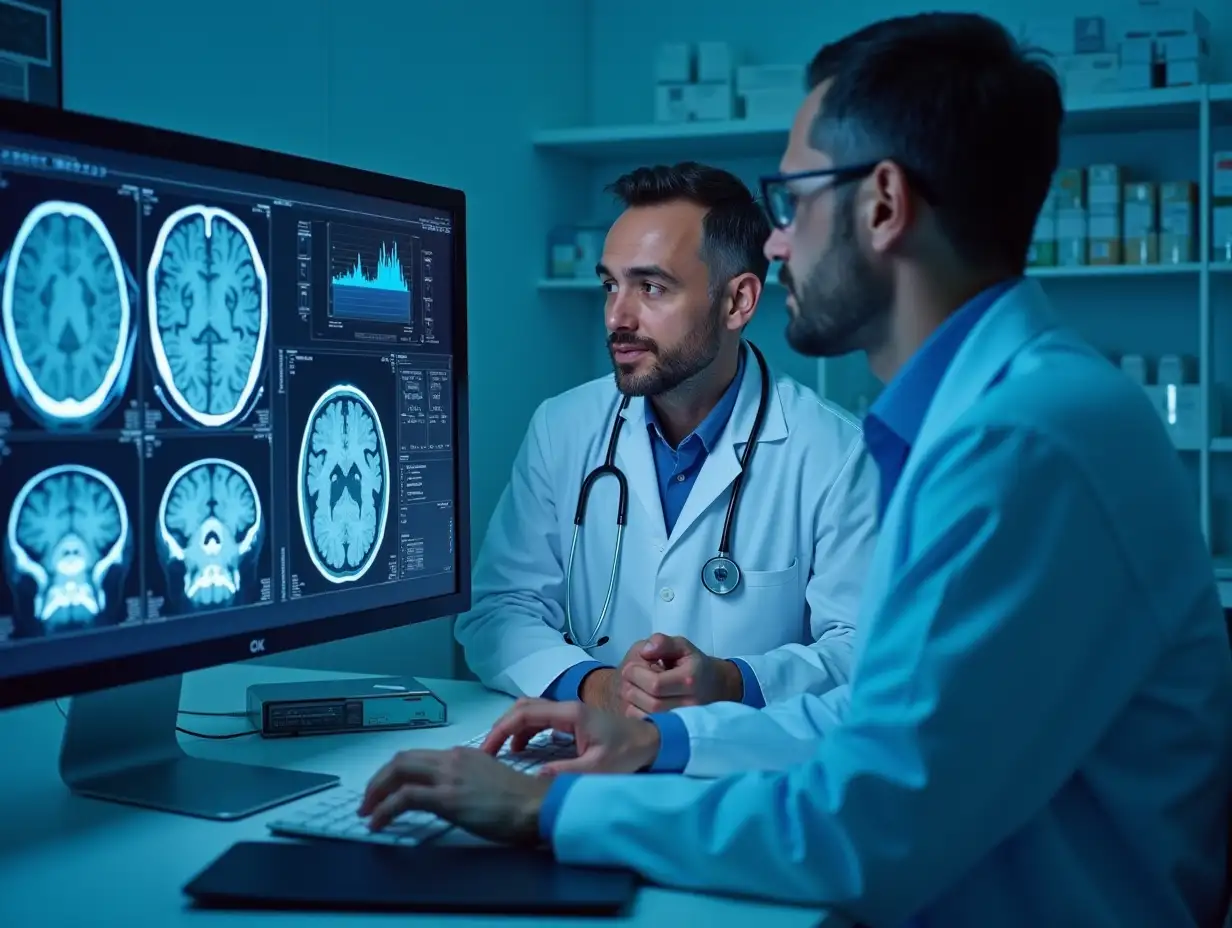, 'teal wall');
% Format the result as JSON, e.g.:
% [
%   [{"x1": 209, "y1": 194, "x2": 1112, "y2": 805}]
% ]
[{"x1": 60, "y1": 0, "x2": 600, "y2": 675}]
